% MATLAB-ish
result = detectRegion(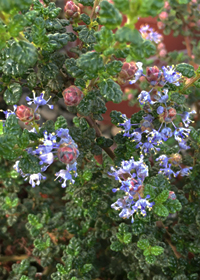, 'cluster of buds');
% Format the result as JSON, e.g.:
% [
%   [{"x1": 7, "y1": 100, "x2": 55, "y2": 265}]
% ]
[
  {"x1": 117, "y1": 62, "x2": 137, "y2": 85},
  {"x1": 64, "y1": 1, "x2": 80, "y2": 19},
  {"x1": 62, "y1": 85, "x2": 83, "y2": 106},
  {"x1": 16, "y1": 105, "x2": 40, "y2": 125},
  {"x1": 145, "y1": 66, "x2": 164, "y2": 87},
  {"x1": 158, "y1": 107, "x2": 177, "y2": 123}
]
